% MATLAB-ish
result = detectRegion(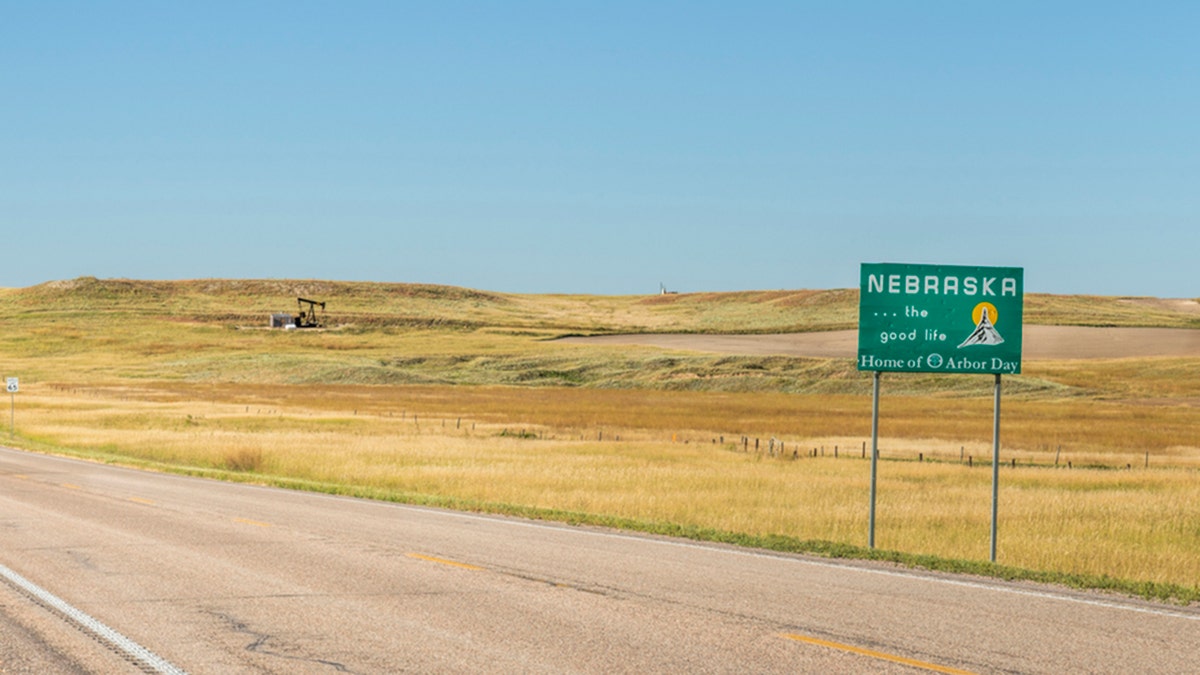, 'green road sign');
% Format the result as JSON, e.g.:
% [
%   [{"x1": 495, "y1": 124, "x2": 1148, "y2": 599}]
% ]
[{"x1": 858, "y1": 263, "x2": 1024, "y2": 374}]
